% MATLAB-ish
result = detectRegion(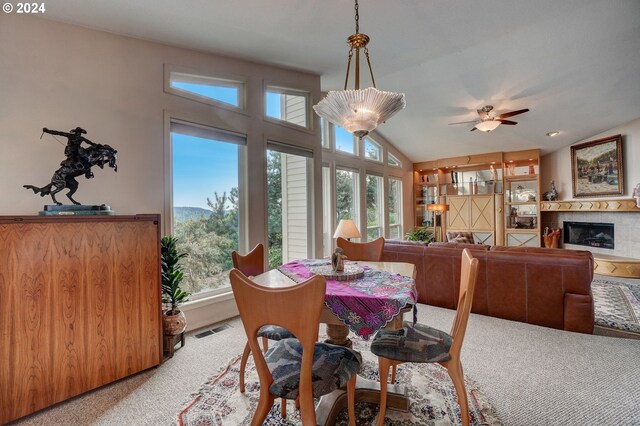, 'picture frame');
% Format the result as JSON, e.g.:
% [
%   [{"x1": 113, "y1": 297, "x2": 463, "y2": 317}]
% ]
[{"x1": 571, "y1": 134, "x2": 623, "y2": 198}]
